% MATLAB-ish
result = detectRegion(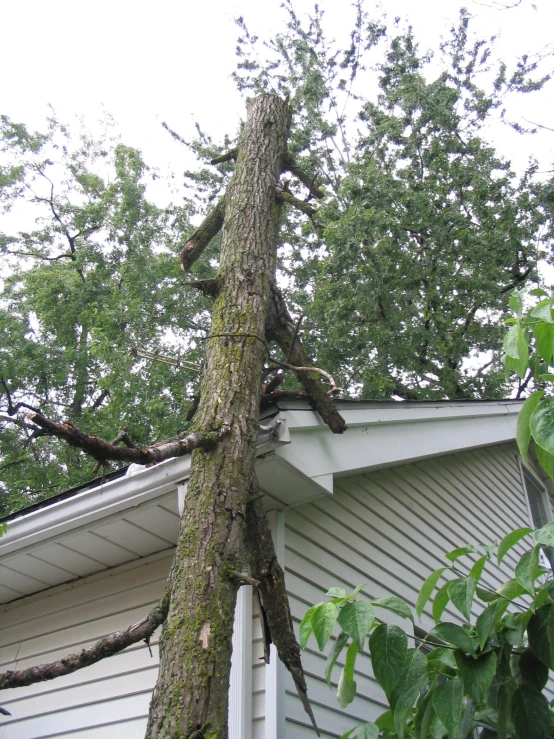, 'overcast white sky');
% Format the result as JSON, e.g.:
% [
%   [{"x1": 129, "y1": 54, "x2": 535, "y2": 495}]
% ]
[{"x1": 2, "y1": 0, "x2": 553, "y2": 183}]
